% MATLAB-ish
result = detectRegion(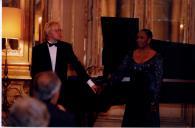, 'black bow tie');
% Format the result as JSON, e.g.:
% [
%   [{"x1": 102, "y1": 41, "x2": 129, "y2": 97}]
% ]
[{"x1": 48, "y1": 42, "x2": 58, "y2": 47}]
